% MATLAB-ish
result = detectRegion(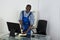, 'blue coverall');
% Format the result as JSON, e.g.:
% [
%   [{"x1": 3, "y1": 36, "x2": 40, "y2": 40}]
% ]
[{"x1": 19, "y1": 10, "x2": 34, "y2": 37}]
